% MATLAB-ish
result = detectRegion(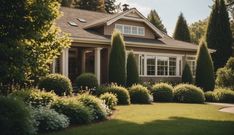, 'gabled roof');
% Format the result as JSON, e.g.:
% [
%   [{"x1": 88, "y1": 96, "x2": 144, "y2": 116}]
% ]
[{"x1": 83, "y1": 8, "x2": 167, "y2": 38}]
